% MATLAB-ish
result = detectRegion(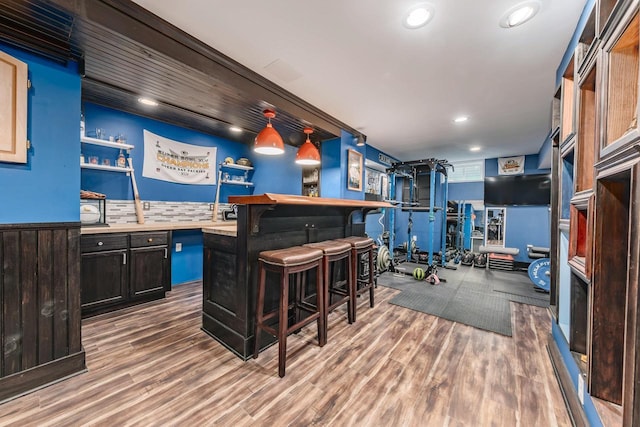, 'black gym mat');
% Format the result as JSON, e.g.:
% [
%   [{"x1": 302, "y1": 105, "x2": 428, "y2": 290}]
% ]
[{"x1": 379, "y1": 263, "x2": 547, "y2": 336}]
